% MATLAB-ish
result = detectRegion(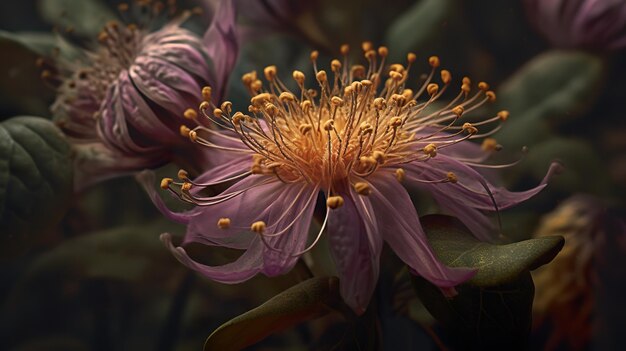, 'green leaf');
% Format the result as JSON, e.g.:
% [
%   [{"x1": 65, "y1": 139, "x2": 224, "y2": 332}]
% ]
[
  {"x1": 384, "y1": 0, "x2": 456, "y2": 61},
  {"x1": 0, "y1": 31, "x2": 58, "y2": 57},
  {"x1": 495, "y1": 50, "x2": 605, "y2": 149},
  {"x1": 422, "y1": 215, "x2": 564, "y2": 286},
  {"x1": 0, "y1": 116, "x2": 73, "y2": 260},
  {"x1": 39, "y1": 0, "x2": 118, "y2": 38},
  {"x1": 411, "y1": 215, "x2": 564, "y2": 349},
  {"x1": 205, "y1": 276, "x2": 341, "y2": 351},
  {"x1": 0, "y1": 33, "x2": 55, "y2": 117},
  {"x1": 17, "y1": 220, "x2": 185, "y2": 283}
]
